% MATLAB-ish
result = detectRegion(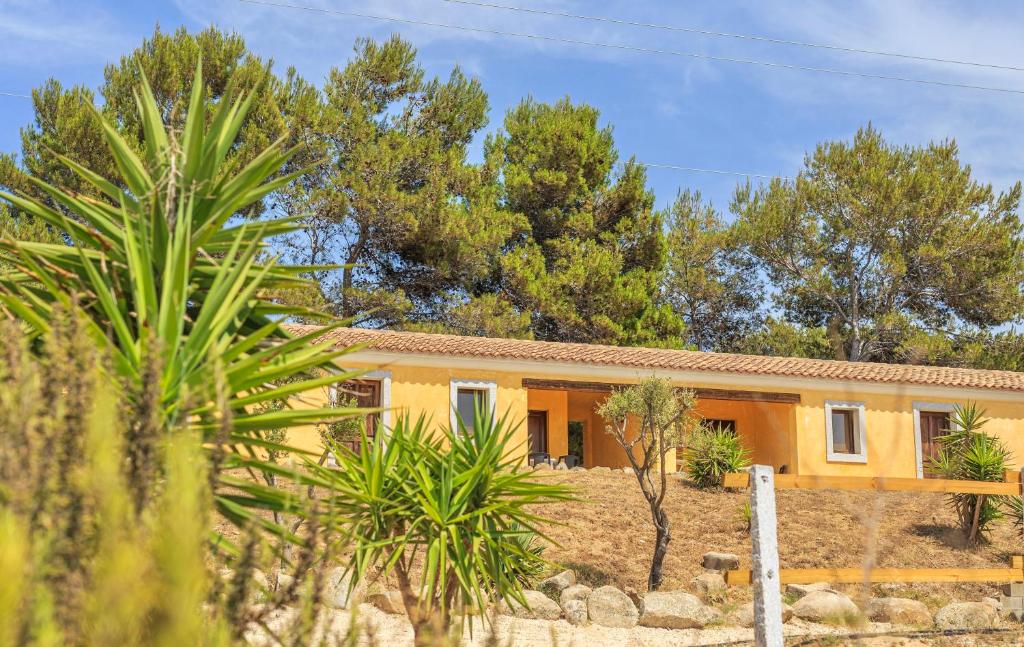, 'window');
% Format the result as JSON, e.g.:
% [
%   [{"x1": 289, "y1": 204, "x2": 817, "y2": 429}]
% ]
[
  {"x1": 702, "y1": 418, "x2": 737, "y2": 434},
  {"x1": 449, "y1": 379, "x2": 497, "y2": 431},
  {"x1": 329, "y1": 370, "x2": 392, "y2": 452},
  {"x1": 824, "y1": 401, "x2": 867, "y2": 463}
]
